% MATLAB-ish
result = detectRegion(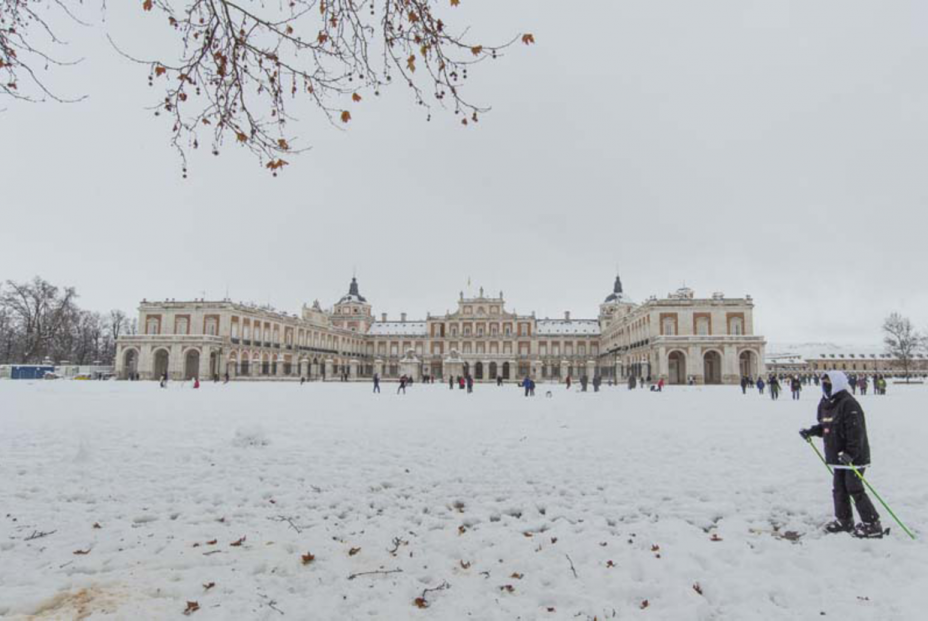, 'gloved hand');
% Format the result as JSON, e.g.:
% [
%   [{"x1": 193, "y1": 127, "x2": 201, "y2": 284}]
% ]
[
  {"x1": 799, "y1": 428, "x2": 812, "y2": 440},
  {"x1": 838, "y1": 452, "x2": 853, "y2": 466}
]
